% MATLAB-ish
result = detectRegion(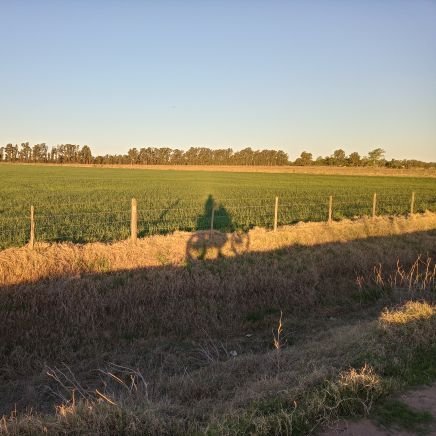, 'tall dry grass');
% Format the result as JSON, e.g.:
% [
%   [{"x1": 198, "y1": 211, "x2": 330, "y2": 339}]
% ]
[
  {"x1": 3, "y1": 162, "x2": 436, "y2": 177},
  {"x1": 0, "y1": 213, "x2": 435, "y2": 434},
  {"x1": 1, "y1": 212, "x2": 435, "y2": 287},
  {"x1": 0, "y1": 214, "x2": 434, "y2": 374}
]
